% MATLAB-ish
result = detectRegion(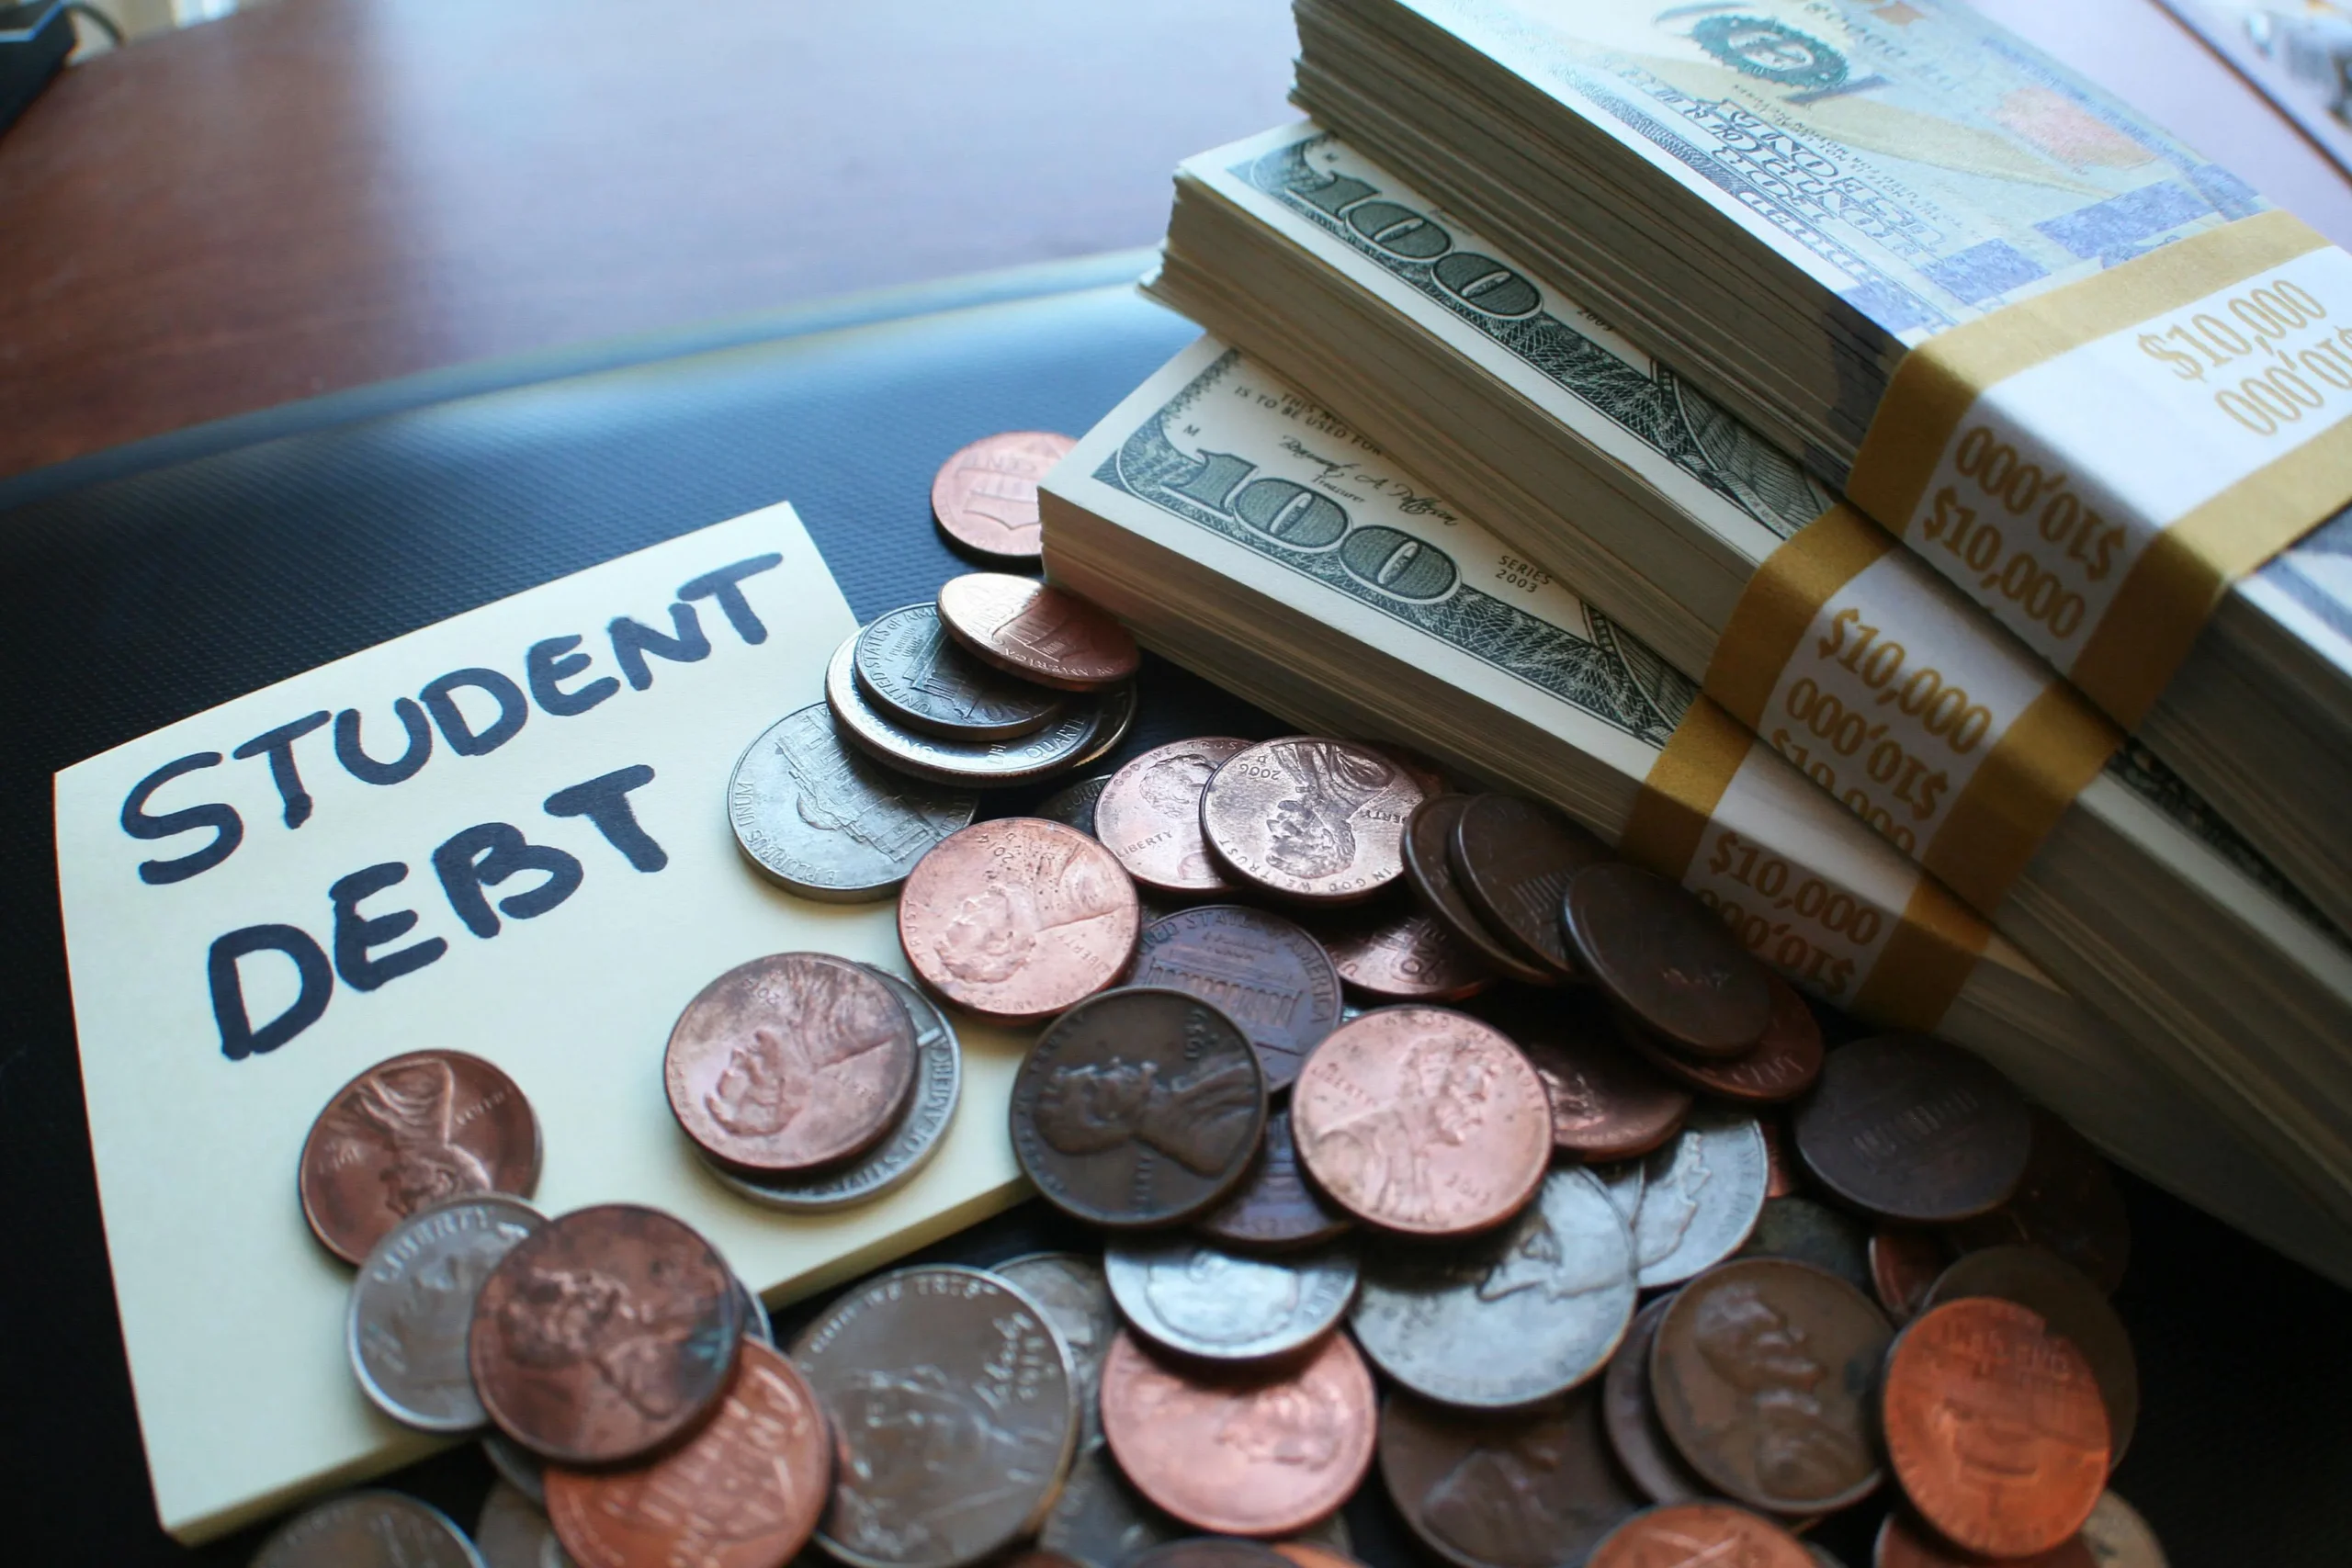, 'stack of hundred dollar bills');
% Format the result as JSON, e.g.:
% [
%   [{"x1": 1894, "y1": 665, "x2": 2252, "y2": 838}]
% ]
[{"x1": 1038, "y1": 0, "x2": 2352, "y2": 1284}]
